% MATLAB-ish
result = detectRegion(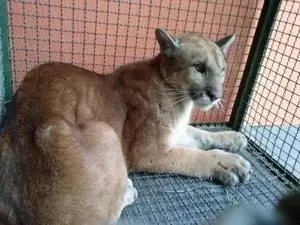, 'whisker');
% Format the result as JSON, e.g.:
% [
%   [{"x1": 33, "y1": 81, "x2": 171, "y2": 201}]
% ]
[
  {"x1": 159, "y1": 88, "x2": 186, "y2": 92},
  {"x1": 156, "y1": 91, "x2": 187, "y2": 97},
  {"x1": 163, "y1": 95, "x2": 189, "y2": 104},
  {"x1": 169, "y1": 96, "x2": 189, "y2": 108},
  {"x1": 162, "y1": 74, "x2": 178, "y2": 82},
  {"x1": 174, "y1": 97, "x2": 189, "y2": 106},
  {"x1": 161, "y1": 77, "x2": 185, "y2": 88},
  {"x1": 163, "y1": 93, "x2": 186, "y2": 103},
  {"x1": 217, "y1": 100, "x2": 226, "y2": 113},
  {"x1": 156, "y1": 89, "x2": 187, "y2": 97},
  {"x1": 158, "y1": 91, "x2": 187, "y2": 95},
  {"x1": 220, "y1": 102, "x2": 224, "y2": 109}
]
